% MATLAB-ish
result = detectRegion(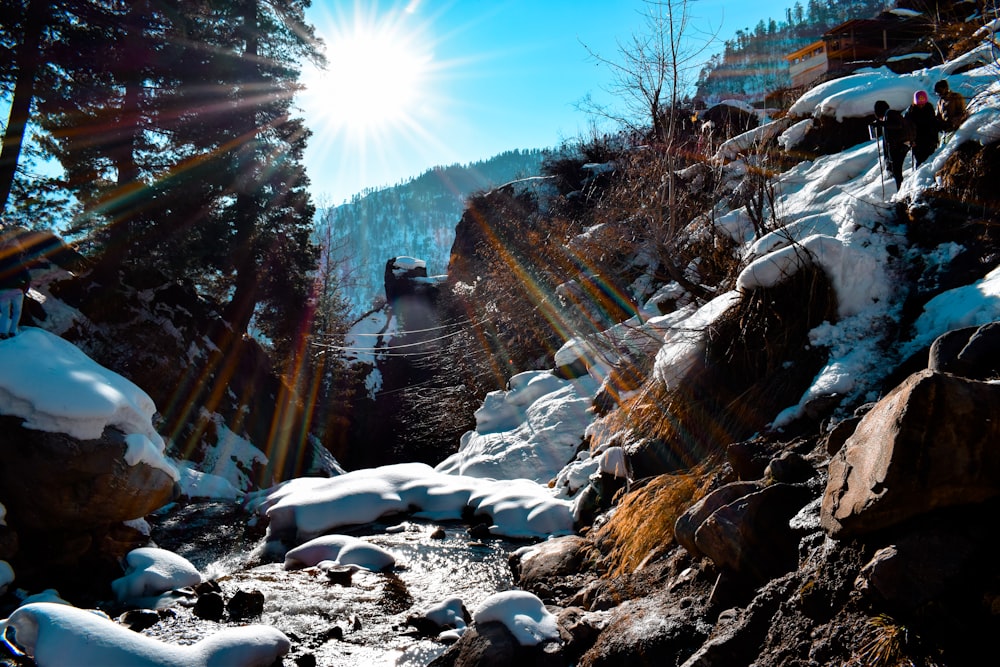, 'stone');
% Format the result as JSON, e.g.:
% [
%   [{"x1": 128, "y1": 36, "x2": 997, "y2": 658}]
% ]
[
  {"x1": 928, "y1": 321, "x2": 1000, "y2": 379},
  {"x1": 227, "y1": 589, "x2": 265, "y2": 620},
  {"x1": 429, "y1": 620, "x2": 566, "y2": 667},
  {"x1": 674, "y1": 481, "x2": 762, "y2": 559},
  {"x1": 193, "y1": 590, "x2": 225, "y2": 621},
  {"x1": 0, "y1": 418, "x2": 177, "y2": 531},
  {"x1": 764, "y1": 451, "x2": 816, "y2": 484},
  {"x1": 822, "y1": 369, "x2": 1000, "y2": 538},
  {"x1": 692, "y1": 483, "x2": 814, "y2": 585},
  {"x1": 510, "y1": 535, "x2": 600, "y2": 602}
]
